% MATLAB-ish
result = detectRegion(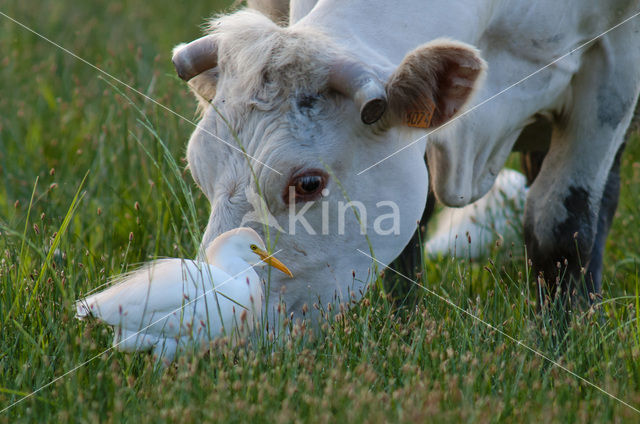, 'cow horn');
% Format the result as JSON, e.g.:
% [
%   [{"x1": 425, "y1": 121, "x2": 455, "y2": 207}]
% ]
[
  {"x1": 172, "y1": 35, "x2": 218, "y2": 81},
  {"x1": 329, "y1": 59, "x2": 387, "y2": 125}
]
